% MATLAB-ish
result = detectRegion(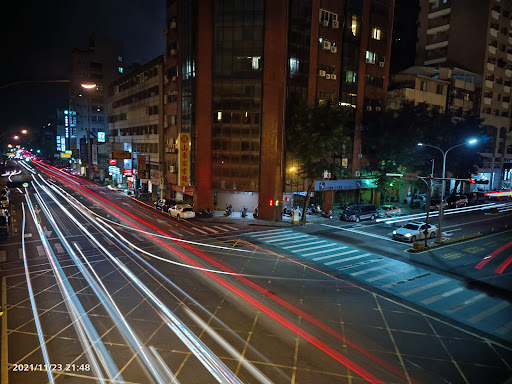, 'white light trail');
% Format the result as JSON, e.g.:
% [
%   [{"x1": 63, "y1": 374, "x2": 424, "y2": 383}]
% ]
[
  {"x1": 26, "y1": 190, "x2": 122, "y2": 382},
  {"x1": 21, "y1": 203, "x2": 55, "y2": 384},
  {"x1": 32, "y1": 177, "x2": 243, "y2": 384}
]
